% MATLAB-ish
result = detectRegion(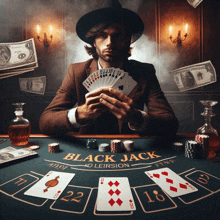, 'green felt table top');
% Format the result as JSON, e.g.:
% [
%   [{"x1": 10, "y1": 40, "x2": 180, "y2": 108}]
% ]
[{"x1": 0, "y1": 136, "x2": 220, "y2": 220}]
